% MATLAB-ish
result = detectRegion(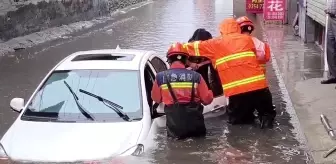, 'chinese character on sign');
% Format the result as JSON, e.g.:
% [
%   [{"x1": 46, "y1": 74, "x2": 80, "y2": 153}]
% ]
[
  {"x1": 263, "y1": 0, "x2": 286, "y2": 21},
  {"x1": 267, "y1": 0, "x2": 284, "y2": 11}
]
